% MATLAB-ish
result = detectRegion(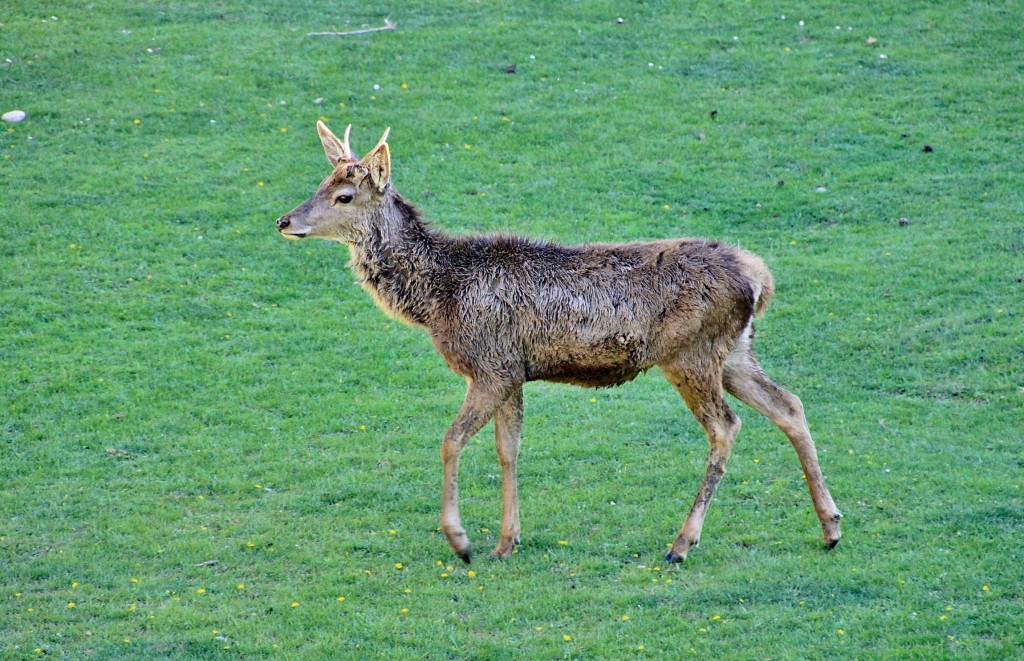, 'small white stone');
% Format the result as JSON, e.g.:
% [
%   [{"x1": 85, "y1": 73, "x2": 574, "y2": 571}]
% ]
[
  {"x1": 373, "y1": 84, "x2": 380, "y2": 90},
  {"x1": 879, "y1": 53, "x2": 888, "y2": 60},
  {"x1": 2, "y1": 110, "x2": 26, "y2": 122},
  {"x1": 815, "y1": 186, "x2": 828, "y2": 193}
]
